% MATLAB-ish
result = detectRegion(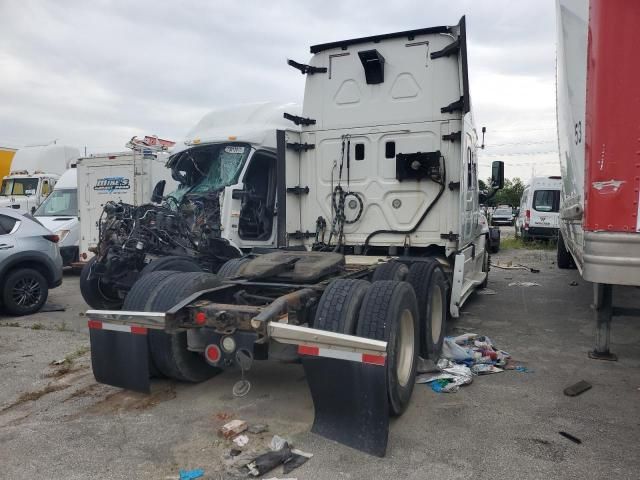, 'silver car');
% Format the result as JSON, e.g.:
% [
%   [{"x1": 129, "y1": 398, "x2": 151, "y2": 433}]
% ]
[{"x1": 0, "y1": 208, "x2": 63, "y2": 315}]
